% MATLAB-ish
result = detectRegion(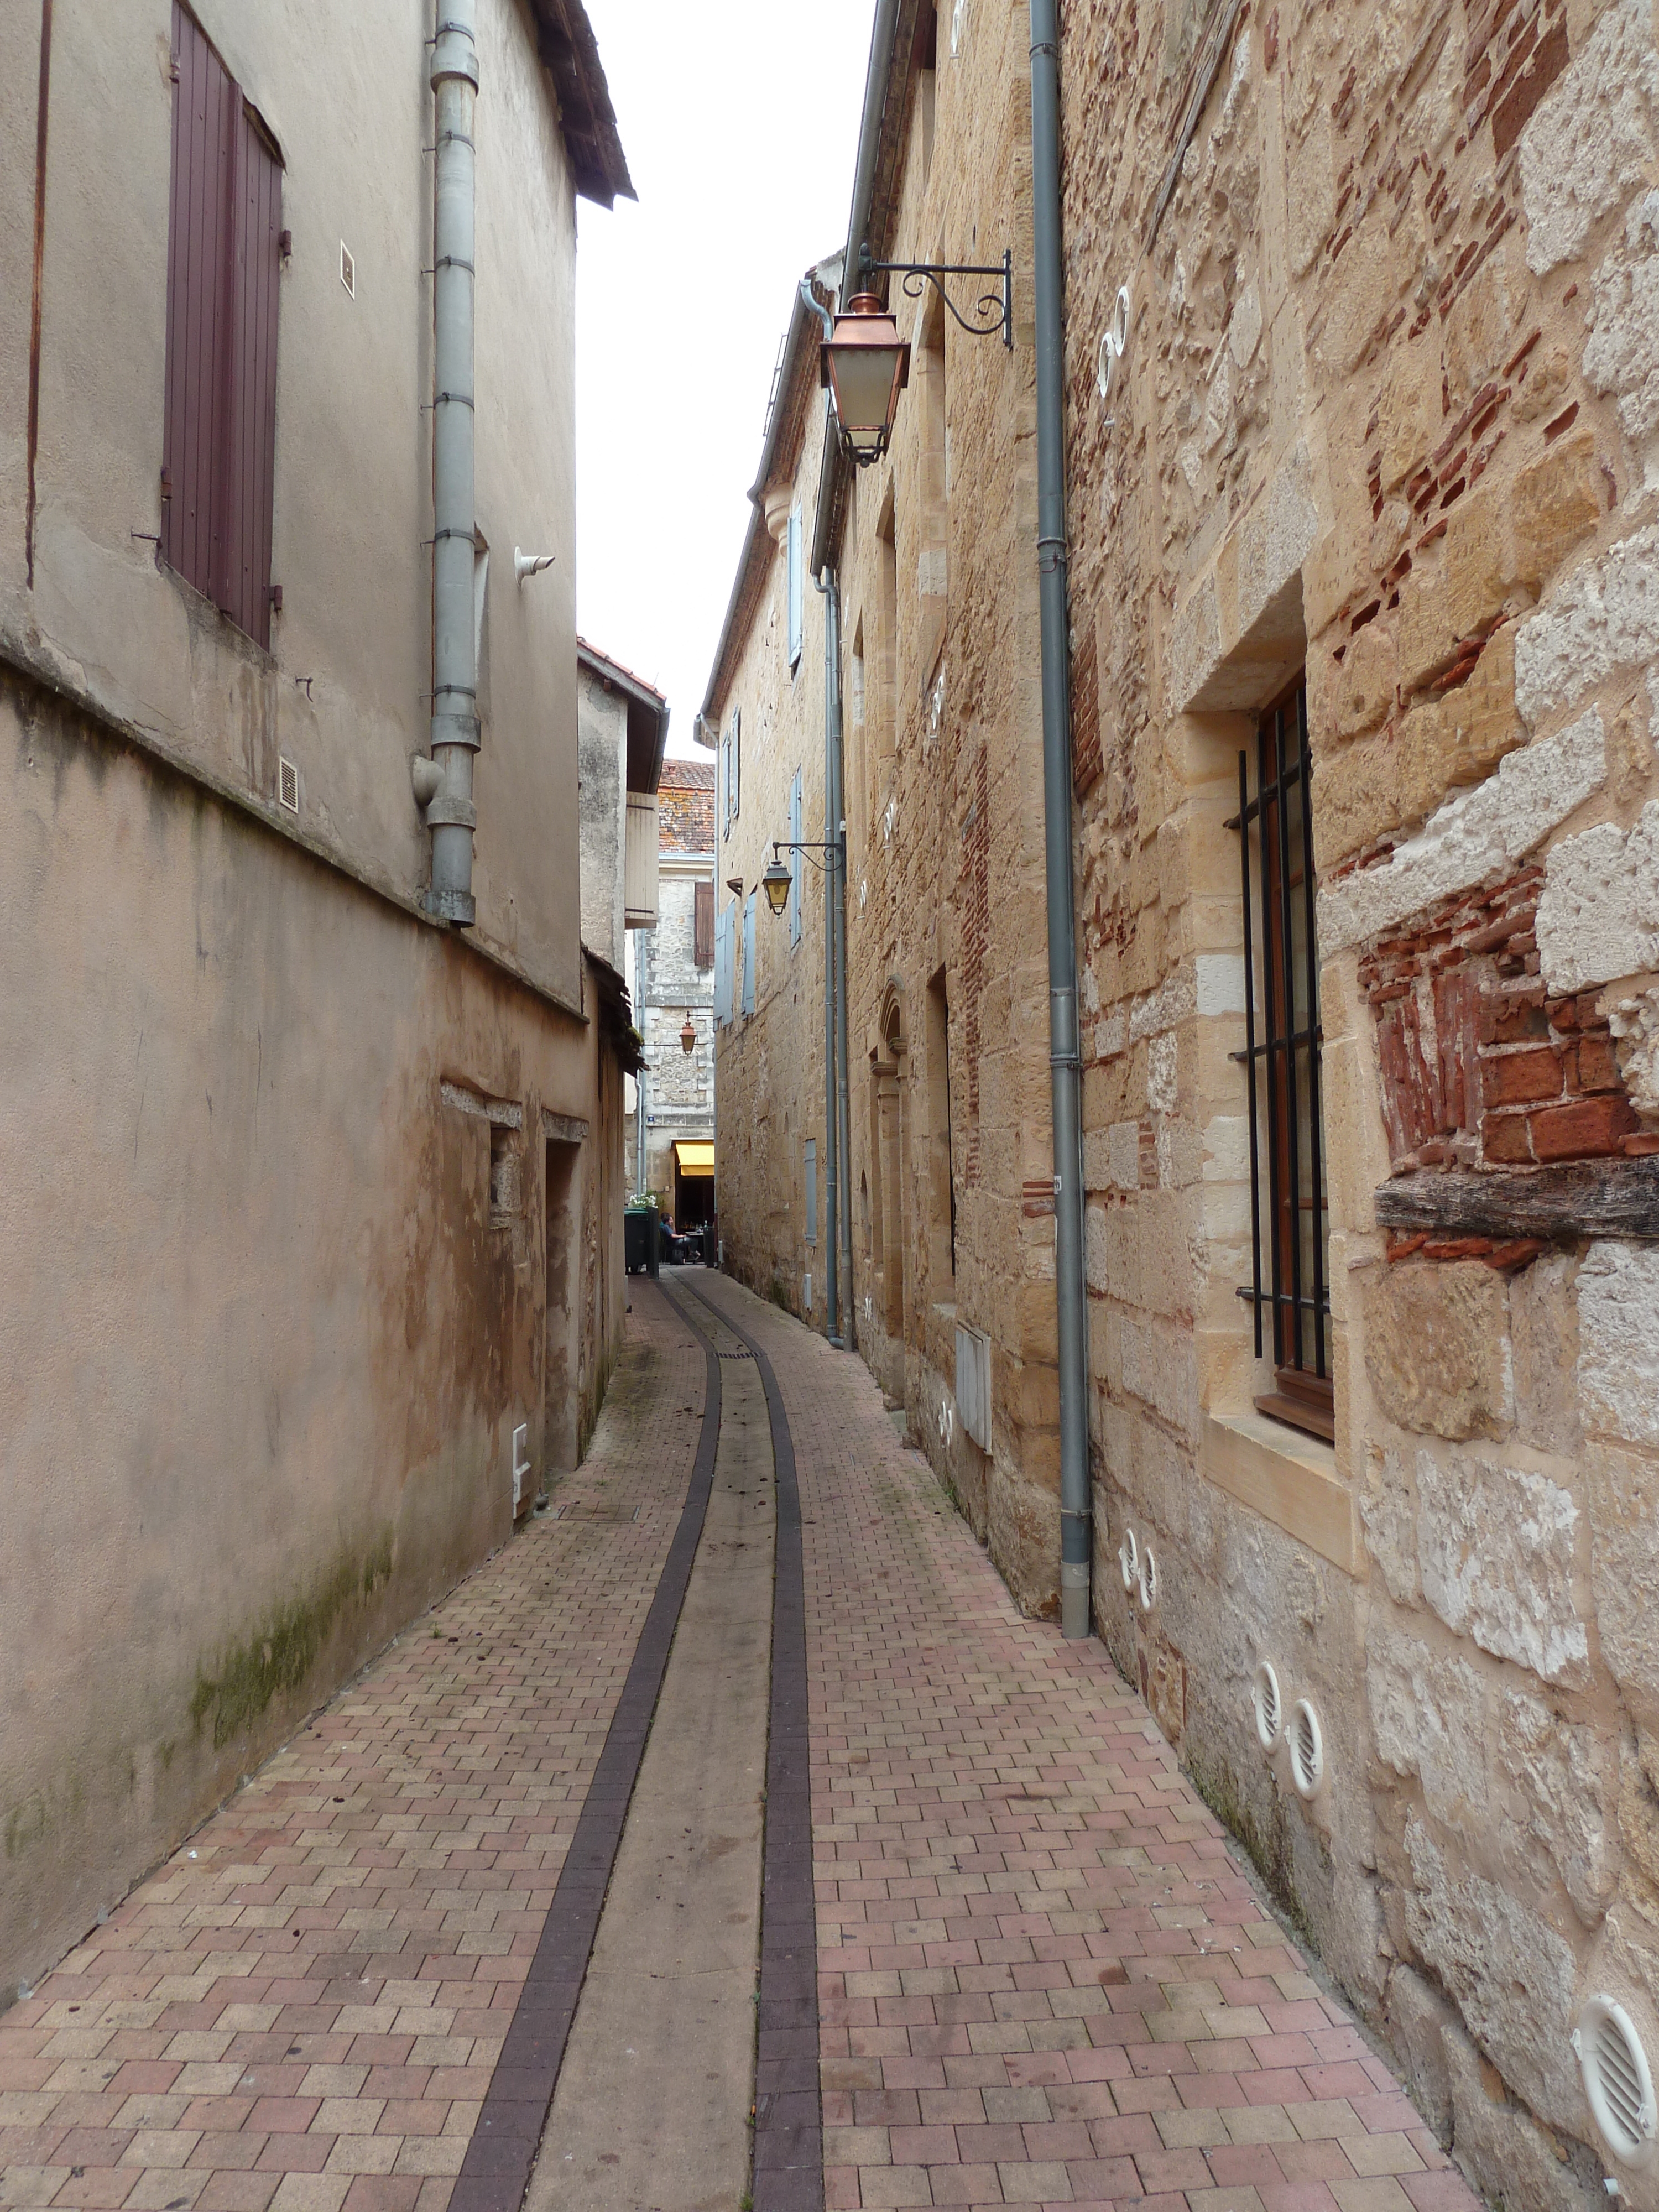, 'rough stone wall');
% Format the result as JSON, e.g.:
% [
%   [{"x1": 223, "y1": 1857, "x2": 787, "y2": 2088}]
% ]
[
  {"x1": 825, "y1": 3, "x2": 1072, "y2": 1616},
  {"x1": 1060, "y1": 0, "x2": 1659, "y2": 2194},
  {"x1": 704, "y1": 421, "x2": 836, "y2": 1325}
]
